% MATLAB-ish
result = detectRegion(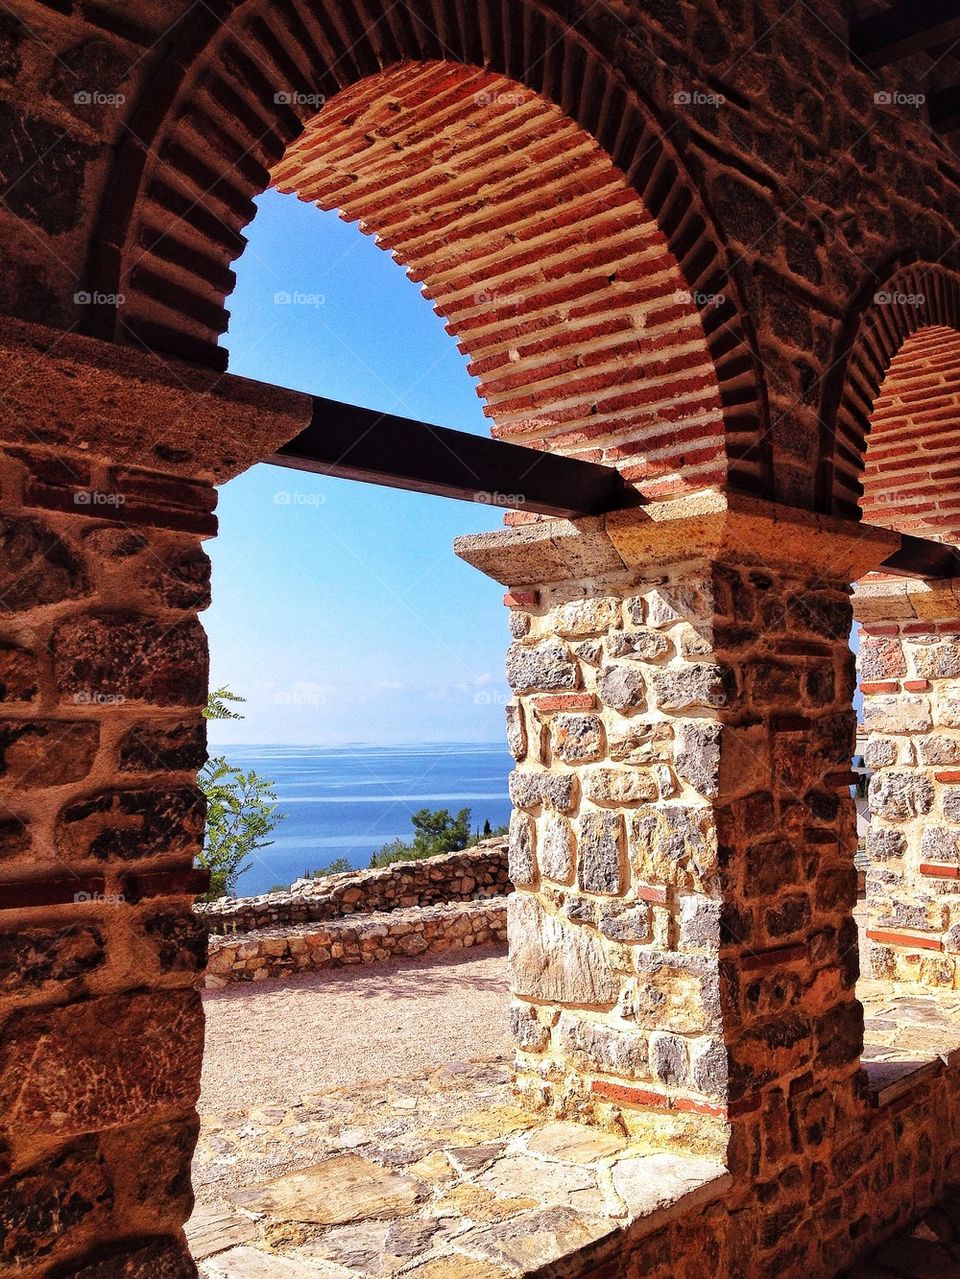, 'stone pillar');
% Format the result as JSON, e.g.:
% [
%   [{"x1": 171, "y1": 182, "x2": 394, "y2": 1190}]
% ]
[
  {"x1": 854, "y1": 574, "x2": 960, "y2": 988},
  {"x1": 0, "y1": 319, "x2": 312, "y2": 1277},
  {"x1": 0, "y1": 445, "x2": 218, "y2": 1278},
  {"x1": 457, "y1": 496, "x2": 896, "y2": 1169}
]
